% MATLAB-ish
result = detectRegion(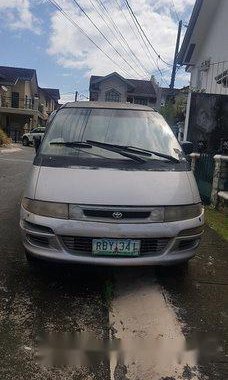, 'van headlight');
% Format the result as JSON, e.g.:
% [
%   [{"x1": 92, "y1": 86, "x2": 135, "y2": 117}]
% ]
[
  {"x1": 164, "y1": 203, "x2": 203, "y2": 222},
  {"x1": 21, "y1": 198, "x2": 68, "y2": 219}
]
